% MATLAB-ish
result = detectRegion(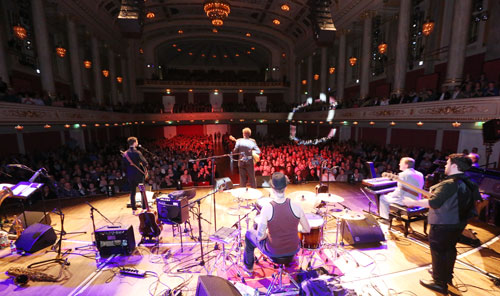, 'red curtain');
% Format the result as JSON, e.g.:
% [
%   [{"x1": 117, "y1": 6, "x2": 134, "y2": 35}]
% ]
[
  {"x1": 176, "y1": 125, "x2": 204, "y2": 136},
  {"x1": 390, "y1": 129, "x2": 436, "y2": 149},
  {"x1": 442, "y1": 130, "x2": 460, "y2": 153}
]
